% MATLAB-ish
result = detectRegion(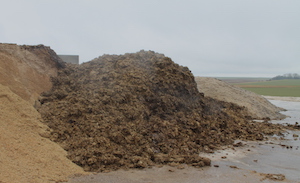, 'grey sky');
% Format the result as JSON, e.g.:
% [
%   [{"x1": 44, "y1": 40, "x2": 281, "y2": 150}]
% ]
[{"x1": 1, "y1": 0, "x2": 300, "y2": 77}]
